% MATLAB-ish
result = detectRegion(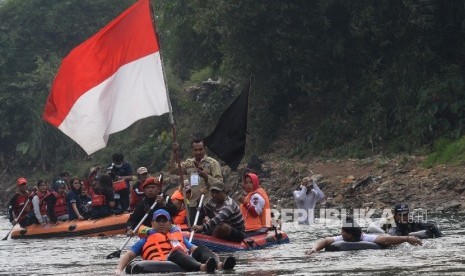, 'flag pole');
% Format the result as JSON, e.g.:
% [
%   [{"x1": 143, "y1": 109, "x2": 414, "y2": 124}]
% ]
[
  {"x1": 149, "y1": 1, "x2": 191, "y2": 228},
  {"x1": 245, "y1": 75, "x2": 254, "y2": 164}
]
